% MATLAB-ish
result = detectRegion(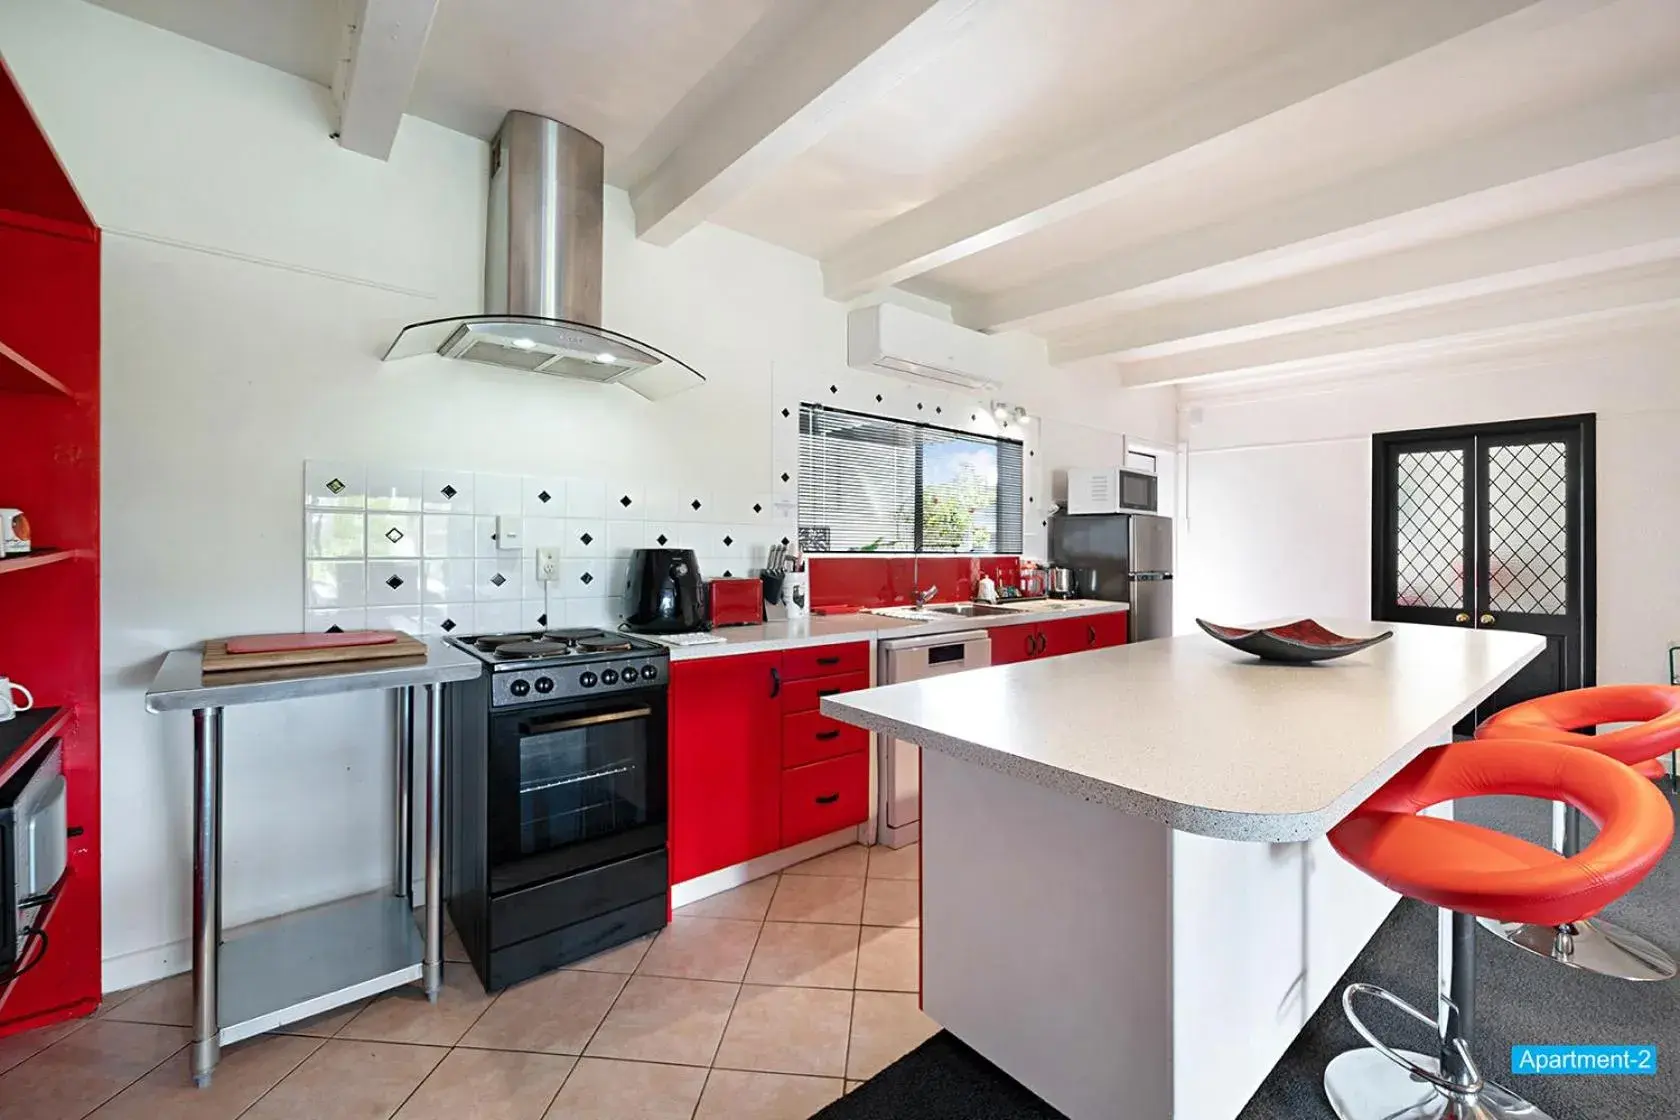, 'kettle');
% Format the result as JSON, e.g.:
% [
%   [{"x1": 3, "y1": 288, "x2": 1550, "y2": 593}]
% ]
[
  {"x1": 624, "y1": 548, "x2": 707, "y2": 633},
  {"x1": 1047, "y1": 566, "x2": 1076, "y2": 599}
]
